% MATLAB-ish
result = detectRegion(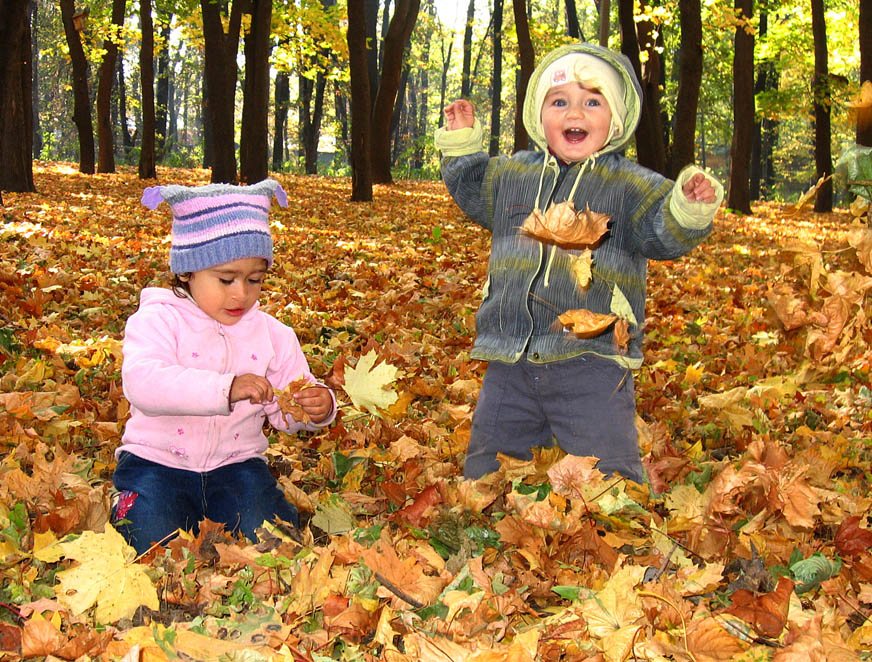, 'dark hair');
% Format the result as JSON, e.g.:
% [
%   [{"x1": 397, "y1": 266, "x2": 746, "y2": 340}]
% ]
[{"x1": 171, "y1": 273, "x2": 192, "y2": 298}]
